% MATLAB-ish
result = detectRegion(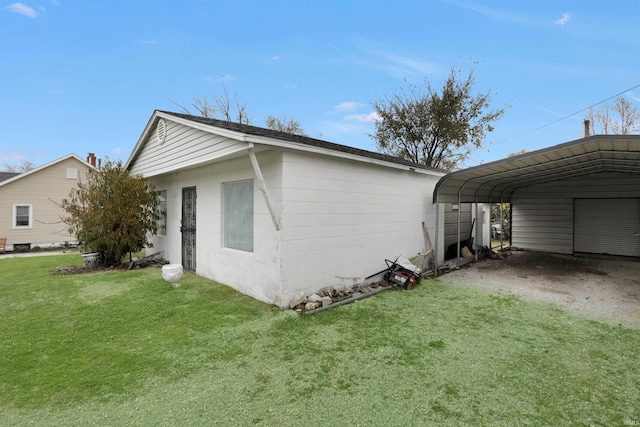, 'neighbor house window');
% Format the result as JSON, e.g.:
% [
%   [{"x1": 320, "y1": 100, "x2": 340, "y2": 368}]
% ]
[
  {"x1": 67, "y1": 168, "x2": 78, "y2": 179},
  {"x1": 157, "y1": 190, "x2": 167, "y2": 236},
  {"x1": 223, "y1": 180, "x2": 254, "y2": 252},
  {"x1": 13, "y1": 204, "x2": 32, "y2": 228}
]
